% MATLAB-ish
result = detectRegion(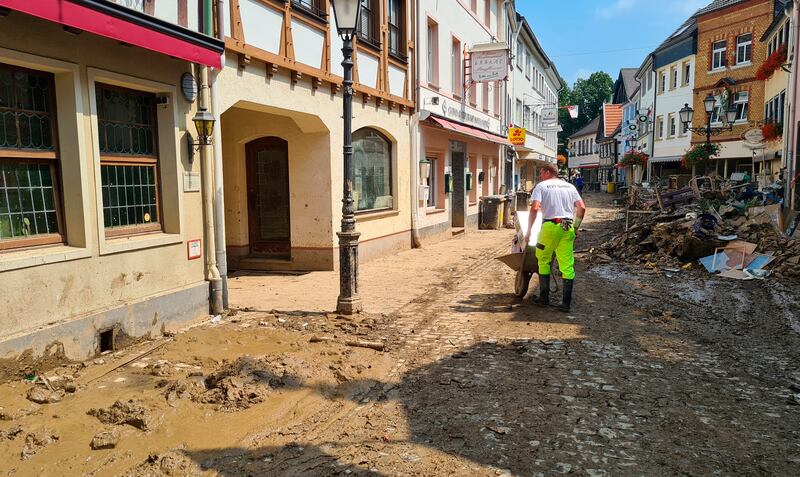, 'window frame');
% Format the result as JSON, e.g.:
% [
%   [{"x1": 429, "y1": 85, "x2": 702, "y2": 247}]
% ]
[
  {"x1": 712, "y1": 40, "x2": 727, "y2": 70},
  {"x1": 357, "y1": 0, "x2": 381, "y2": 49},
  {"x1": 95, "y1": 82, "x2": 163, "y2": 238},
  {"x1": 736, "y1": 33, "x2": 752, "y2": 65},
  {"x1": 426, "y1": 155, "x2": 437, "y2": 208},
  {"x1": 683, "y1": 62, "x2": 691, "y2": 85},
  {"x1": 352, "y1": 127, "x2": 394, "y2": 214},
  {"x1": 387, "y1": 0, "x2": 406, "y2": 61},
  {"x1": 0, "y1": 62, "x2": 66, "y2": 251},
  {"x1": 451, "y1": 36, "x2": 463, "y2": 98},
  {"x1": 426, "y1": 19, "x2": 439, "y2": 87},
  {"x1": 290, "y1": 0, "x2": 327, "y2": 22},
  {"x1": 733, "y1": 91, "x2": 748, "y2": 122},
  {"x1": 671, "y1": 67, "x2": 678, "y2": 90}
]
